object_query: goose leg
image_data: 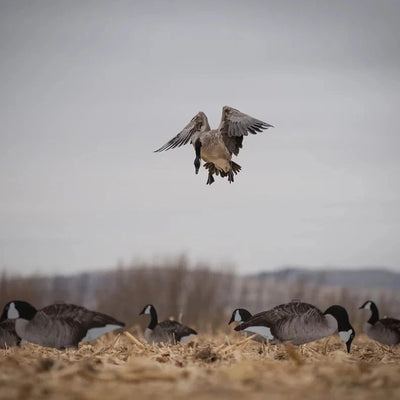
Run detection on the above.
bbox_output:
[228,170,234,183]
[206,172,215,185]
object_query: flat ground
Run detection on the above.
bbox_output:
[1,332,399,400]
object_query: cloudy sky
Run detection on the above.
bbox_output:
[1,0,399,275]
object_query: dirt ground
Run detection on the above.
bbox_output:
[1,331,399,400]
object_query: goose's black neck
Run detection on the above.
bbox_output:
[194,139,202,174]
[148,306,158,330]
[0,301,37,322]
[324,305,353,331]
[239,309,252,322]
[368,302,379,325]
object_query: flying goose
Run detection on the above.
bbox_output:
[0,300,125,349]
[234,302,355,352]
[139,304,197,344]
[0,319,20,349]
[155,106,273,185]
[359,300,400,345]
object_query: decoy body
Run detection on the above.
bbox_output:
[0,319,20,349]
[234,302,355,352]
[140,304,197,344]
[155,106,273,185]
[359,300,400,345]
[0,301,125,349]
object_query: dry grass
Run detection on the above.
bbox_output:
[1,332,399,400]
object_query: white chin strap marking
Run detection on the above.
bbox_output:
[339,329,353,343]
[8,303,20,319]
[234,310,242,322]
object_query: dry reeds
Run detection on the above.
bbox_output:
[1,333,400,400]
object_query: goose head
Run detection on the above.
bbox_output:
[228,308,252,325]
[359,300,380,325]
[139,304,154,315]
[0,301,37,322]
[324,305,355,353]
[359,300,375,310]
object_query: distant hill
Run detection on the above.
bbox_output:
[2,265,400,327]
[254,267,400,290]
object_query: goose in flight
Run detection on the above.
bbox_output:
[155,106,273,185]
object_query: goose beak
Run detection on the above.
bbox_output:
[346,339,352,353]
[346,331,355,353]
[228,315,234,325]
[194,158,200,174]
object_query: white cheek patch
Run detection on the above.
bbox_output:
[339,329,353,343]
[179,334,196,343]
[81,324,122,342]
[144,306,152,315]
[363,302,371,310]
[244,326,274,340]
[8,303,20,319]
[234,310,242,322]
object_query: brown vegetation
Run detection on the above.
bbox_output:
[1,332,399,400]
[1,260,400,399]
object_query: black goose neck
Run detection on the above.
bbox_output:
[148,306,158,330]
[240,309,252,322]
[18,301,37,320]
[324,305,352,331]
[368,302,379,325]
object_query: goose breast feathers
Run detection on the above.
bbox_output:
[0,320,20,348]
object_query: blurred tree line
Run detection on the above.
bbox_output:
[1,257,399,333]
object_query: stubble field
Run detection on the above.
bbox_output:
[1,331,399,400]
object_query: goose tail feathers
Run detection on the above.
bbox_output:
[203,162,242,177]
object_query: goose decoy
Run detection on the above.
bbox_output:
[0,300,125,349]
[229,308,266,342]
[228,308,252,325]
[359,300,400,345]
[155,106,273,185]
[234,302,355,352]
[139,304,197,344]
[0,319,20,349]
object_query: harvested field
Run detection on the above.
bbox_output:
[1,332,399,400]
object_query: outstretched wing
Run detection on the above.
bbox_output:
[154,111,209,152]
[219,106,273,155]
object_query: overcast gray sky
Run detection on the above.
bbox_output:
[1,0,399,275]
